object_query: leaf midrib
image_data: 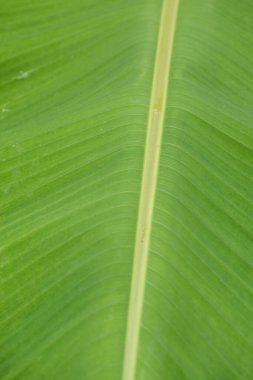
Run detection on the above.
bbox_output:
[122,1,180,379]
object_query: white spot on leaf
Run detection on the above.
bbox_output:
[1,103,10,113]
[16,68,35,80]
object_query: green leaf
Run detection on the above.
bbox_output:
[1,0,253,379]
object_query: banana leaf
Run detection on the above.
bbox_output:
[1,0,253,379]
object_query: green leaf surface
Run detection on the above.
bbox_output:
[1,0,253,379]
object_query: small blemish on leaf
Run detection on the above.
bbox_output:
[1,104,10,113]
[16,69,35,80]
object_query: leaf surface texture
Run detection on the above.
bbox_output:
[0,1,253,379]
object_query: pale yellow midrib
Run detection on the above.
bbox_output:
[122,1,179,380]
